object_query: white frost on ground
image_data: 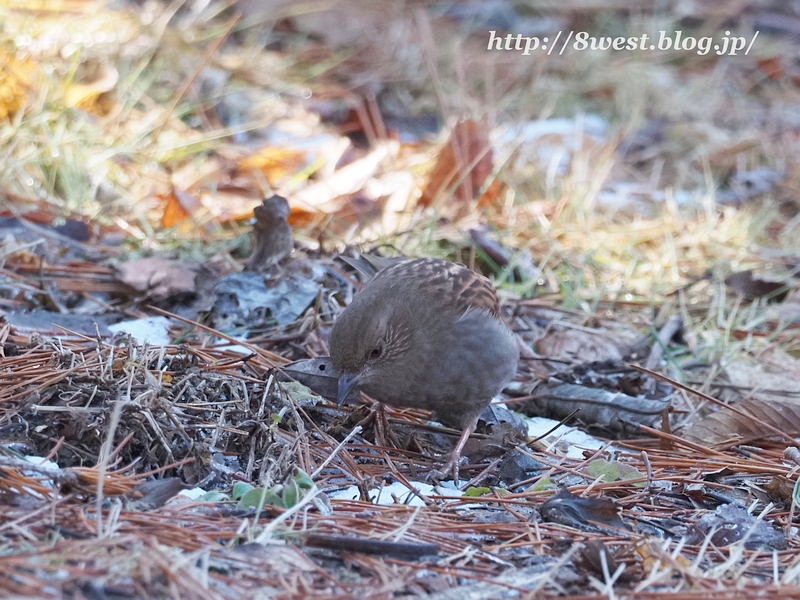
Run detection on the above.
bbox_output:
[325,412,606,504]
[108,316,171,345]
[179,487,209,500]
[328,480,464,506]
[523,415,605,459]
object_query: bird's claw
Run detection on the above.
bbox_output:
[426,457,464,487]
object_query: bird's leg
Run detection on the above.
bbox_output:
[428,425,472,486]
[374,402,387,448]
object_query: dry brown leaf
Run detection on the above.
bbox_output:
[686,503,787,550]
[576,540,623,580]
[115,257,203,301]
[683,397,800,447]
[418,119,493,209]
[540,489,627,532]
[683,353,800,446]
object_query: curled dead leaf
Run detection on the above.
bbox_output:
[540,488,627,533]
[418,119,492,210]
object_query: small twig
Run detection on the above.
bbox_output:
[95,391,127,538]
[526,408,581,447]
[645,315,683,370]
[303,532,439,559]
[640,450,653,492]
[311,425,363,479]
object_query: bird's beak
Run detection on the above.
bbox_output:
[337,372,361,406]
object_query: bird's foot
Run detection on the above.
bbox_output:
[426,456,464,487]
[424,425,473,487]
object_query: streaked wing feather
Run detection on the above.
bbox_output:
[338,254,405,279]
[371,257,500,316]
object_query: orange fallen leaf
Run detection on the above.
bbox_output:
[160,190,196,229]
[238,146,307,186]
[476,178,504,209]
[287,205,322,228]
[418,119,493,209]
[0,48,36,120]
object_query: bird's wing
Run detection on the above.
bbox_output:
[374,258,501,317]
[337,253,405,279]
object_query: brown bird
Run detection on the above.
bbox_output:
[330,257,519,482]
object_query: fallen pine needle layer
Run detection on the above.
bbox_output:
[0,331,799,598]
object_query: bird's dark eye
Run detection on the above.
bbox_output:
[369,345,383,359]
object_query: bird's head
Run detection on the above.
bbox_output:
[329,298,414,405]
